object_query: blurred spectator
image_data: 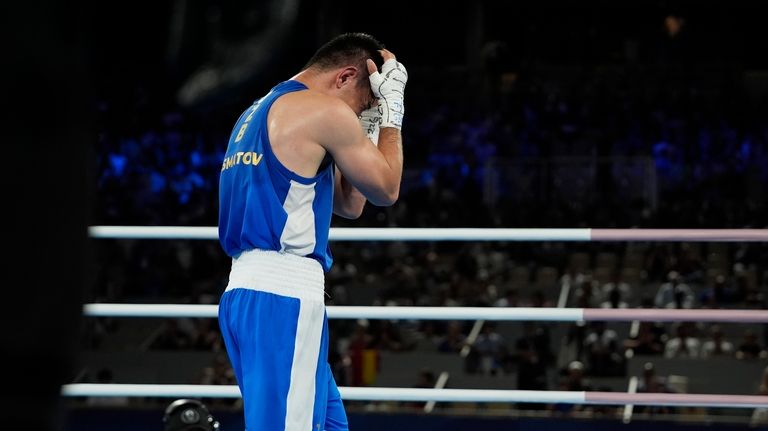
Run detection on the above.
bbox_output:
[413,321,442,351]
[407,368,436,410]
[515,322,551,402]
[369,320,405,352]
[732,264,751,304]
[672,243,704,284]
[437,321,467,353]
[624,322,666,356]
[414,368,436,389]
[664,323,701,359]
[560,265,587,289]
[348,320,379,386]
[565,361,592,391]
[472,322,506,376]
[493,288,519,307]
[699,325,734,358]
[528,289,555,308]
[644,246,673,283]
[563,321,588,366]
[655,271,695,309]
[572,276,602,308]
[193,319,223,352]
[583,321,623,376]
[735,330,766,360]
[700,274,732,307]
[600,271,632,308]
[600,285,629,309]
[636,362,674,415]
[198,366,215,385]
[751,365,768,426]
[549,361,592,415]
[637,362,672,393]
[201,354,239,408]
[210,353,236,385]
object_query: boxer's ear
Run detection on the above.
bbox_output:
[336,66,360,89]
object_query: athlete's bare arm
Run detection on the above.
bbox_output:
[331,49,405,216]
[333,167,367,219]
[316,99,402,206]
[333,124,403,218]
[268,91,401,208]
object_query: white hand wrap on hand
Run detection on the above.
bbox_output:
[359,105,381,144]
[368,58,408,129]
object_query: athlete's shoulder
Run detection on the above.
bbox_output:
[287,89,353,114]
[277,90,358,130]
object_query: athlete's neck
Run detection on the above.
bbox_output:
[290,69,335,95]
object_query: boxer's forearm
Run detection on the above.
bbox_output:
[333,170,367,219]
[375,127,403,204]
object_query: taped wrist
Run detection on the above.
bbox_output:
[359,106,381,144]
[369,59,408,129]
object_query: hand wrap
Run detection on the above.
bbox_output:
[359,105,381,144]
[368,58,408,129]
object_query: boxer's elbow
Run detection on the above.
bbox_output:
[370,184,399,207]
[334,193,366,219]
[336,201,365,219]
[384,186,400,206]
[335,207,364,219]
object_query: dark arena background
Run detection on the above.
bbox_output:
[5,0,768,430]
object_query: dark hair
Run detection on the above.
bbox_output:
[303,33,385,82]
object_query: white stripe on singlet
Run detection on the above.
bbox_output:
[280,179,318,257]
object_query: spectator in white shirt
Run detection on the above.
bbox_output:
[655,271,694,309]
[699,325,734,358]
[664,323,701,359]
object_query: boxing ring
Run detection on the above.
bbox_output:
[65,226,768,411]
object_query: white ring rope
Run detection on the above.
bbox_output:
[83,304,768,323]
[81,226,768,412]
[61,384,768,408]
[88,226,768,242]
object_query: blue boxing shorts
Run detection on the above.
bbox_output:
[218,249,348,431]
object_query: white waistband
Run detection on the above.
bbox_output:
[226,249,325,302]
